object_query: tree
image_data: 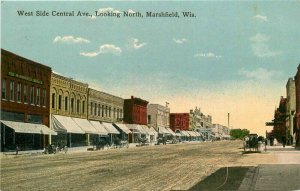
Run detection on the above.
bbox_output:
[230,128,250,139]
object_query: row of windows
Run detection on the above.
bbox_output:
[2,79,46,107]
[90,101,123,119]
[51,93,86,114]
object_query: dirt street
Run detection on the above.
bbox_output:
[0,141,264,191]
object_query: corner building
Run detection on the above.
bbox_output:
[1,49,54,151]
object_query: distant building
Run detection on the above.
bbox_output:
[123,96,148,125]
[1,49,53,150]
[273,96,287,143]
[169,113,189,131]
[189,107,212,130]
[286,78,296,145]
[212,124,230,140]
[147,103,170,131]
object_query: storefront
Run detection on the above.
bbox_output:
[1,120,56,151]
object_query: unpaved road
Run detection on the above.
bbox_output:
[0,141,272,191]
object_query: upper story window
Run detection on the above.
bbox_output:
[77,99,80,113]
[36,88,40,106]
[24,84,28,103]
[102,105,104,117]
[71,98,74,112]
[10,80,14,101]
[2,79,7,100]
[58,95,62,110]
[17,82,21,102]
[30,86,34,105]
[65,96,68,111]
[42,89,46,107]
[51,93,55,109]
[98,104,101,116]
[94,103,97,116]
[82,100,85,114]
[90,102,93,115]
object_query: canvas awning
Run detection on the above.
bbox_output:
[181,131,191,136]
[0,120,57,135]
[158,126,170,134]
[140,125,154,135]
[166,128,176,136]
[113,123,132,134]
[89,121,109,135]
[102,122,120,134]
[125,124,146,134]
[52,115,85,134]
[176,132,182,137]
[72,117,98,134]
[149,127,158,134]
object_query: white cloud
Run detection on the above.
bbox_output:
[194,52,222,59]
[249,33,282,57]
[80,44,122,57]
[238,67,282,81]
[253,14,268,22]
[130,38,147,49]
[173,38,188,44]
[53,36,90,44]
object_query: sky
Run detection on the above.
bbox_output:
[2,1,300,136]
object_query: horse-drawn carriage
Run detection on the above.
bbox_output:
[243,134,259,151]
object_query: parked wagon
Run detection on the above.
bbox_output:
[243,134,259,151]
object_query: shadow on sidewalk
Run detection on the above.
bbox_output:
[173,166,253,191]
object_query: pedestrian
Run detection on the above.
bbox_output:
[274,138,278,146]
[281,136,286,148]
[15,145,19,155]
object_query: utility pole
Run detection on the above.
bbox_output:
[228,113,230,129]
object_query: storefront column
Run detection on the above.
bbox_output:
[69,133,72,148]
[86,134,90,146]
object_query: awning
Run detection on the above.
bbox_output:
[89,121,109,135]
[125,124,147,134]
[52,115,85,134]
[181,131,191,136]
[149,127,158,134]
[158,126,170,134]
[0,120,57,135]
[176,132,182,137]
[194,131,201,137]
[113,123,131,134]
[166,128,176,136]
[140,125,154,135]
[102,122,120,134]
[72,117,98,134]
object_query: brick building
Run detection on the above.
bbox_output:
[169,113,189,131]
[123,96,148,125]
[294,64,300,147]
[1,49,54,150]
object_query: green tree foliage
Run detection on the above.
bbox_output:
[230,129,250,139]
